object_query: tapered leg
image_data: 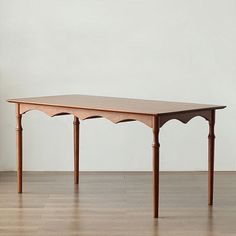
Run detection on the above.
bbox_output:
[153,116,160,218]
[16,104,23,193]
[73,116,80,184]
[208,110,215,205]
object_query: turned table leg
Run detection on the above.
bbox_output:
[208,110,215,205]
[16,104,23,193]
[153,116,160,218]
[73,116,80,184]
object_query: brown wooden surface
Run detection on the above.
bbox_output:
[0,171,235,236]
[73,116,80,184]
[8,94,226,115]
[7,95,226,219]
[18,103,153,127]
[208,110,215,205]
[152,116,160,218]
[16,104,23,193]
[73,117,79,185]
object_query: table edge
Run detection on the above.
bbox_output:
[7,99,226,116]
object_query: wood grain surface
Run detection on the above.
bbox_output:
[7,95,226,219]
[0,171,235,236]
[7,94,226,115]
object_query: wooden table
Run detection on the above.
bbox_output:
[8,95,226,218]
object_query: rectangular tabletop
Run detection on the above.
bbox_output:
[8,94,225,115]
[8,94,226,218]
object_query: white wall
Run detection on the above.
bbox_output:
[0,0,235,171]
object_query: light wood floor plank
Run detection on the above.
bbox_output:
[0,171,236,236]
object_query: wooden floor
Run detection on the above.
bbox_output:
[0,172,236,236]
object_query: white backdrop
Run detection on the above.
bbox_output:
[0,0,235,171]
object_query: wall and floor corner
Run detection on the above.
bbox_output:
[0,0,236,172]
